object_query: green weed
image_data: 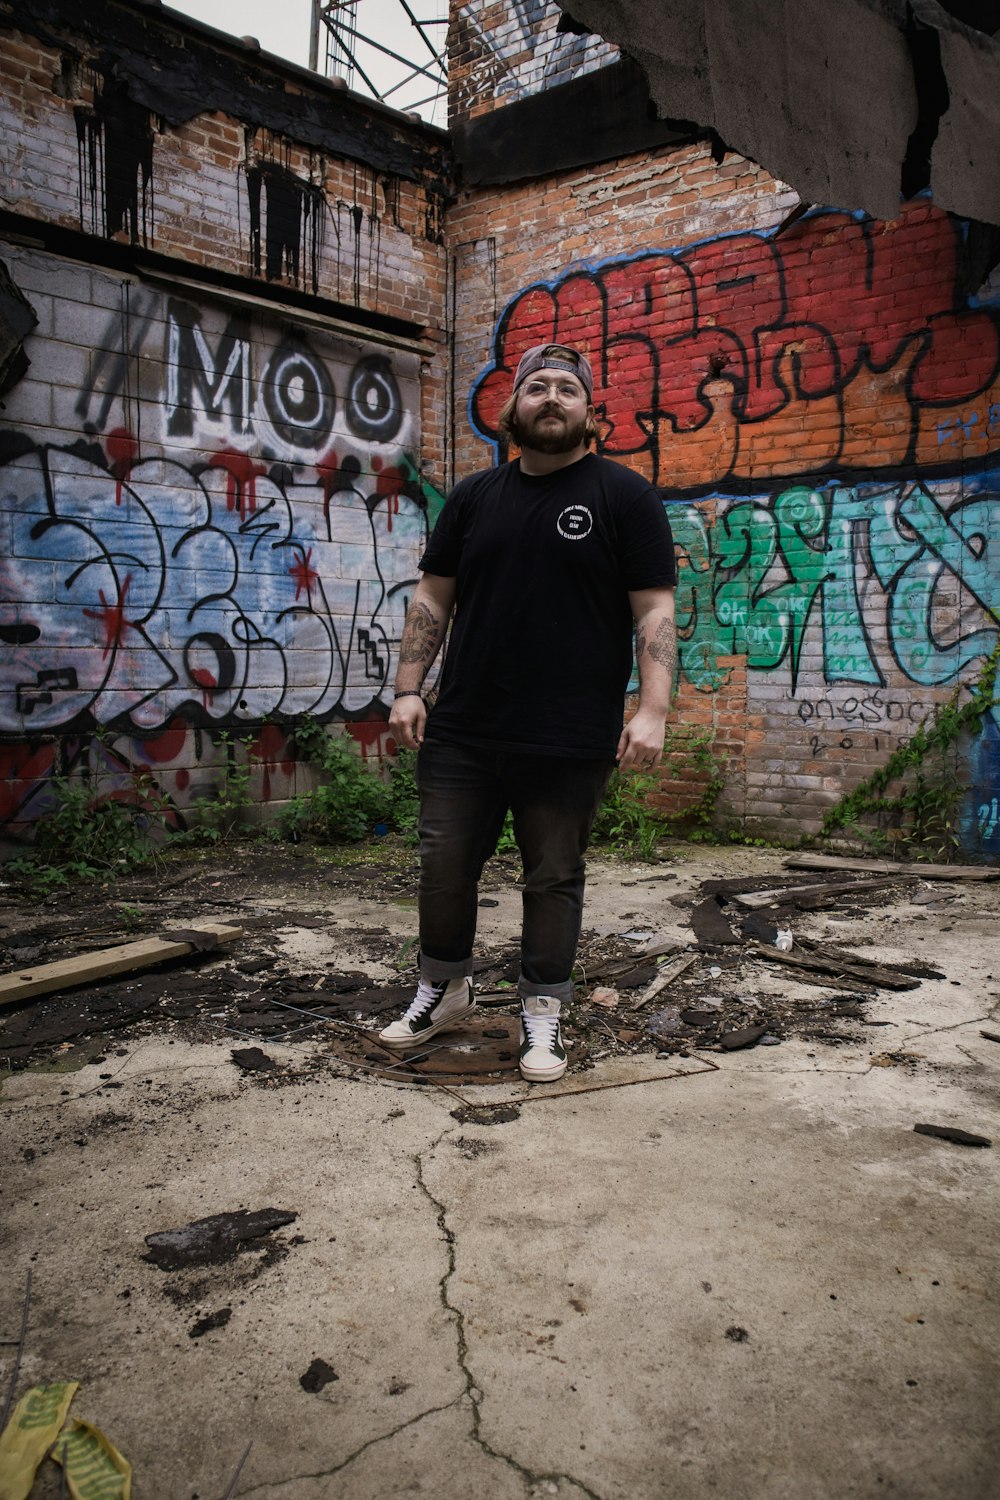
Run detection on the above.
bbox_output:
[592,726,725,858]
[187,731,255,844]
[10,769,169,891]
[280,718,391,843]
[820,640,1000,860]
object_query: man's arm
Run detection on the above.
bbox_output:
[616,587,677,770]
[388,571,457,750]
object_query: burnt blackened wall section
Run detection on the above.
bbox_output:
[0,0,450,840]
[74,71,156,244]
[1,11,449,328]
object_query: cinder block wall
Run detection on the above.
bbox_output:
[447,1,1000,855]
[0,0,450,839]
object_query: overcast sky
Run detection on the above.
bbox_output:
[166,0,449,122]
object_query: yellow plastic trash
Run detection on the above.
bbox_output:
[53,1420,132,1500]
[0,1381,80,1500]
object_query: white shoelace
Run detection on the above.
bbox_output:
[522,1014,560,1048]
[402,981,443,1023]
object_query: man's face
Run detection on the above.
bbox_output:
[513,370,591,453]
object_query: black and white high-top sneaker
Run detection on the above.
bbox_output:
[519,995,568,1082]
[378,977,475,1049]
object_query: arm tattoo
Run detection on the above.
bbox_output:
[399,600,443,666]
[636,616,677,678]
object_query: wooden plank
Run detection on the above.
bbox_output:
[784,853,999,881]
[749,941,921,990]
[731,875,917,910]
[632,953,699,1009]
[0,923,242,1008]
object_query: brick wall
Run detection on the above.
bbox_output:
[0,1,450,840]
[447,135,1000,853]
[449,0,618,123]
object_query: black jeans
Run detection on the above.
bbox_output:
[416,738,613,1005]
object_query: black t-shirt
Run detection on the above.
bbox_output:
[419,453,677,758]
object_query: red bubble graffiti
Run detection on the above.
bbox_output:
[471,201,1000,490]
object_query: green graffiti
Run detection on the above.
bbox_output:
[674,486,828,690]
[669,472,999,694]
[400,453,446,525]
[669,504,725,688]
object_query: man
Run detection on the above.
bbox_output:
[380,343,677,1082]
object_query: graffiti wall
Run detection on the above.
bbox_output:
[0,246,438,833]
[467,198,1000,851]
[450,0,618,120]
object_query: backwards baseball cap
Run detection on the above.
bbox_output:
[512,343,594,401]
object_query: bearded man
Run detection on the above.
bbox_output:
[379,344,677,1082]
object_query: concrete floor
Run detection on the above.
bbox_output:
[1,851,999,1499]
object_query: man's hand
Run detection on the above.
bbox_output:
[616,707,668,770]
[389,693,428,751]
[388,572,456,752]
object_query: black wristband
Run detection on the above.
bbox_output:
[393,689,423,699]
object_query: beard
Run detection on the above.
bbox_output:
[514,406,589,455]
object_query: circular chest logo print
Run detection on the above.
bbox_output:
[557,505,594,541]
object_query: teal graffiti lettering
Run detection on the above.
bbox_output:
[889,485,998,684]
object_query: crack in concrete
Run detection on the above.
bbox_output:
[239,1397,466,1495]
[897,1014,996,1044]
[415,1133,606,1500]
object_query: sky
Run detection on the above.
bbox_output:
[166,0,449,124]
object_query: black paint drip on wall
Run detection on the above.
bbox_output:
[245,163,325,295]
[75,74,155,243]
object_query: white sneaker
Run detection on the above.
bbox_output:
[519,996,568,1082]
[378,977,475,1050]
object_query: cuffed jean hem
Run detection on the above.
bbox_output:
[518,972,575,1006]
[420,951,475,984]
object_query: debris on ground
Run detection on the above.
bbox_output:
[718,1024,768,1051]
[0,1381,80,1497]
[299,1359,339,1393]
[189,1308,233,1338]
[0,1382,133,1500]
[0,922,242,1008]
[0,841,991,1085]
[144,1209,298,1270]
[784,853,999,881]
[230,1046,279,1072]
[53,1417,133,1495]
[913,1123,992,1147]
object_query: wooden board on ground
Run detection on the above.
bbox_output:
[0,923,242,1008]
[750,941,921,990]
[784,853,999,881]
[633,953,699,1009]
[731,875,918,910]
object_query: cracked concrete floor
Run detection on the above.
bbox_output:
[1,847,999,1499]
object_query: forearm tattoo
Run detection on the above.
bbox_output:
[636,615,677,680]
[399,600,443,667]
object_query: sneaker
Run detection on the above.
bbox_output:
[519,995,568,1082]
[378,976,475,1050]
